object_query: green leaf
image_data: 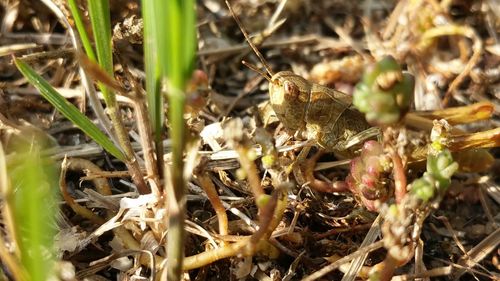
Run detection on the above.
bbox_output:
[14,58,125,161]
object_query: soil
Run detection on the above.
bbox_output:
[0,0,499,280]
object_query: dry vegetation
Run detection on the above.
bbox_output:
[0,0,499,280]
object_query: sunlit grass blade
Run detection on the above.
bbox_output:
[142,0,164,144]
[165,0,196,89]
[87,0,114,105]
[159,0,197,280]
[0,144,28,281]
[14,58,125,161]
[76,0,149,194]
[67,0,96,61]
[10,142,58,281]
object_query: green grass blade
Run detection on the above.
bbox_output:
[67,0,96,61]
[181,0,196,82]
[14,58,125,161]
[142,0,164,141]
[87,0,114,105]
[161,0,197,280]
[84,0,149,193]
[164,0,196,89]
[10,142,58,281]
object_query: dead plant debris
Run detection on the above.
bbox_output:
[0,0,499,280]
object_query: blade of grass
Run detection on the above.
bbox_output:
[10,142,58,281]
[145,1,187,279]
[161,0,197,279]
[0,144,28,281]
[142,0,163,151]
[39,0,116,146]
[86,0,149,194]
[14,58,125,161]
[67,0,97,61]
[87,0,114,104]
[142,0,196,278]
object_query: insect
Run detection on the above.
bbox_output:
[226,2,374,153]
[225,1,499,173]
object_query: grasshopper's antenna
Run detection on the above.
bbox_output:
[225,0,275,77]
[242,60,271,82]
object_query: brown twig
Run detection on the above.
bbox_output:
[195,172,229,238]
[119,59,161,195]
[301,241,385,281]
[183,186,287,270]
[59,158,106,225]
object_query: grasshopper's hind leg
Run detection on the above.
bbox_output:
[294,149,350,193]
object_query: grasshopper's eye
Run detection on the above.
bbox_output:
[283,80,298,97]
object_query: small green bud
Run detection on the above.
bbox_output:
[354,56,414,126]
[411,176,435,202]
[362,56,401,87]
[388,204,399,218]
[256,194,271,209]
[247,149,258,161]
[440,162,459,179]
[427,149,457,181]
[236,168,246,180]
[261,154,276,169]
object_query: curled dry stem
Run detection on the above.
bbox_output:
[417,24,483,106]
[182,186,287,270]
[389,148,407,204]
[195,172,229,239]
[60,158,106,225]
[302,150,349,193]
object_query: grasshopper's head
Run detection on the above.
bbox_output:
[268,71,310,131]
[225,1,308,131]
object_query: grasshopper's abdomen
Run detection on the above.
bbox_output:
[313,108,371,152]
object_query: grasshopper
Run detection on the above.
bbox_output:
[225,1,499,176]
[226,2,376,154]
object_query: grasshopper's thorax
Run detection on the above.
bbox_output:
[268,71,310,131]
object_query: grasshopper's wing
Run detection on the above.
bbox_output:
[305,84,353,126]
[305,84,371,151]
